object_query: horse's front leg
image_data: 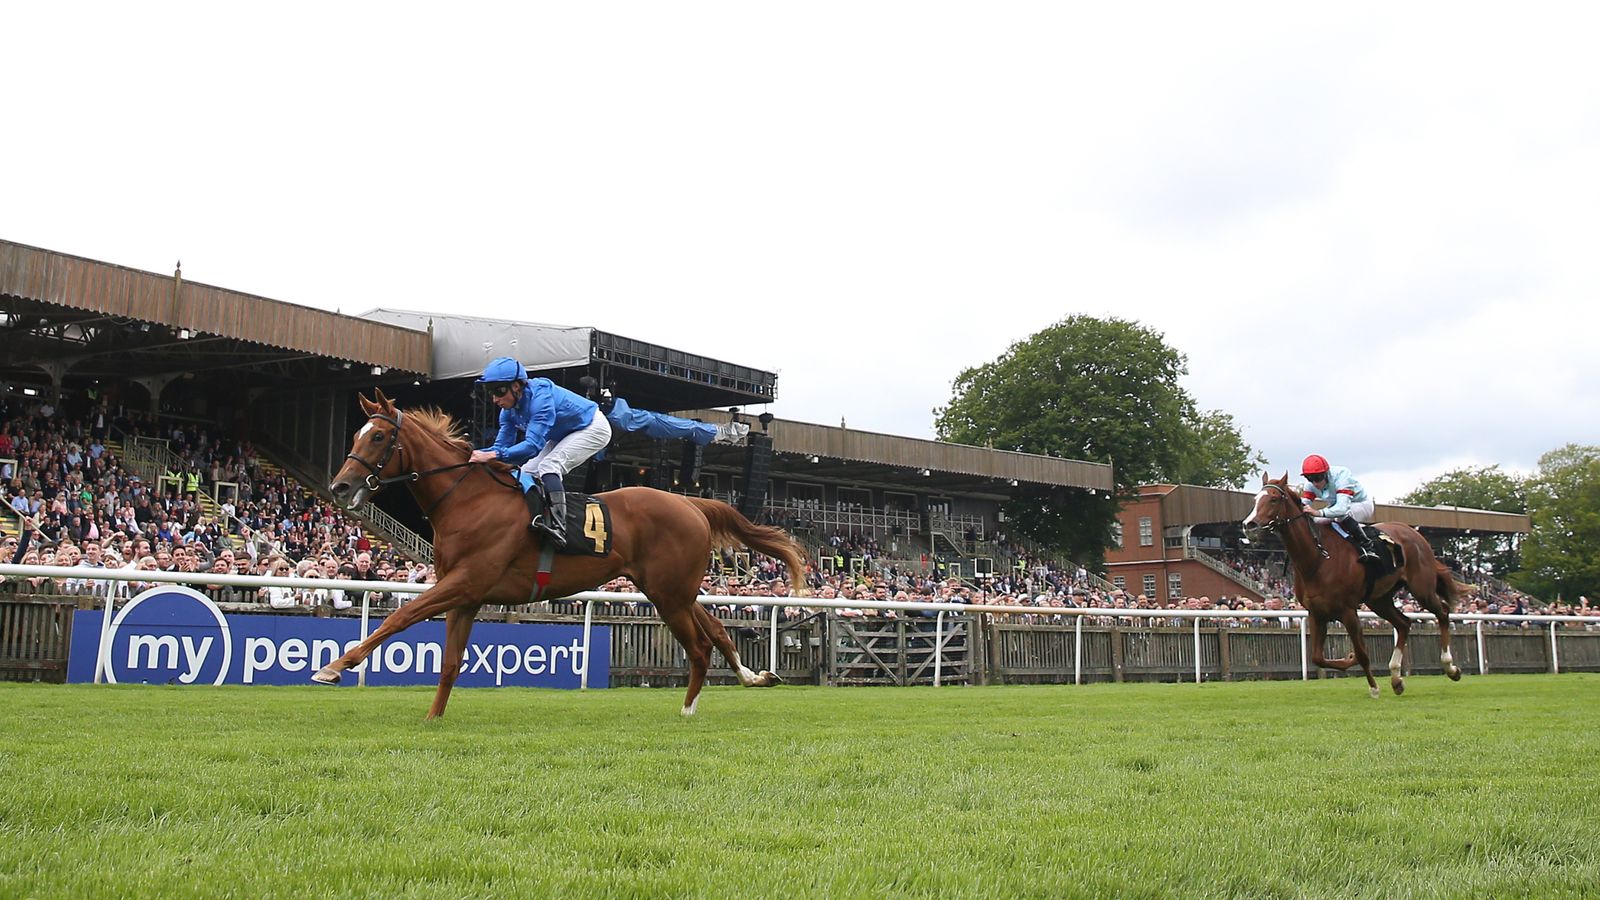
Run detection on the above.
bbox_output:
[1339,608,1379,698]
[313,578,473,684]
[1306,612,1350,671]
[426,605,480,720]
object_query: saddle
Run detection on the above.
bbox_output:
[1341,522,1405,600]
[531,487,614,558]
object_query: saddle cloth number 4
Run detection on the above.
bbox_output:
[582,501,608,554]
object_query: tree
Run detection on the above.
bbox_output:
[1172,409,1267,490]
[1397,465,1526,576]
[1514,444,1600,601]
[934,315,1260,563]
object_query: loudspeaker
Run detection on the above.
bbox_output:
[648,440,673,490]
[679,441,704,486]
[738,433,773,519]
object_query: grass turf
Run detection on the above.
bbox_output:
[2,675,1597,898]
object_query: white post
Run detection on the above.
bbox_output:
[581,600,595,690]
[1550,622,1560,675]
[1074,614,1083,685]
[769,604,780,678]
[94,592,118,684]
[934,610,946,687]
[1193,617,1201,684]
[358,591,371,687]
[1299,616,1308,680]
[1476,620,1486,675]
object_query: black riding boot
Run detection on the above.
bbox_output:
[1341,516,1379,563]
[537,472,569,548]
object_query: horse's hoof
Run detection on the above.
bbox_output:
[1368,686,1381,699]
[1448,667,1462,682]
[759,670,784,686]
[311,668,341,685]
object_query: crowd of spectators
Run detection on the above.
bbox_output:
[2,396,430,609]
[553,544,1598,632]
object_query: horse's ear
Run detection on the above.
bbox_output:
[374,387,395,412]
[1261,471,1268,486]
[1281,471,1290,483]
[358,393,378,415]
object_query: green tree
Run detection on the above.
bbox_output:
[1172,409,1267,490]
[1514,444,1600,601]
[934,315,1260,563]
[1397,465,1526,576]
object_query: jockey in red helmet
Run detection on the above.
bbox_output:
[1300,454,1379,563]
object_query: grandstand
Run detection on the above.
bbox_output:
[0,238,1538,609]
[2,238,1113,587]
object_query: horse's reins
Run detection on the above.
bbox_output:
[1257,482,1329,562]
[345,410,510,520]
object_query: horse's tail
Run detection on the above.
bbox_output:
[688,498,806,593]
[1433,559,1477,607]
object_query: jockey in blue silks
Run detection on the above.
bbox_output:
[467,357,612,547]
[1299,453,1379,563]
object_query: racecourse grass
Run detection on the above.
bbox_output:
[2,676,1598,899]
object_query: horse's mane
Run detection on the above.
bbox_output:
[406,407,472,455]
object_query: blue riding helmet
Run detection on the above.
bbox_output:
[476,356,527,384]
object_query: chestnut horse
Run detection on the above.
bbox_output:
[1243,472,1466,697]
[317,389,805,718]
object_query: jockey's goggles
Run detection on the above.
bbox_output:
[1304,472,1328,483]
[486,383,514,398]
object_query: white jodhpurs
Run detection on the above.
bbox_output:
[1313,497,1375,524]
[519,414,613,480]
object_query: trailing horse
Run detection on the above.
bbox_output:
[319,389,806,718]
[1243,472,1468,697]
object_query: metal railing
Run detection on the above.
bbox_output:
[360,502,434,563]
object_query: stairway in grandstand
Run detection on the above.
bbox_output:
[250,448,433,563]
[1184,546,1274,598]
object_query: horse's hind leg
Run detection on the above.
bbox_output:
[1340,607,1380,698]
[1413,573,1463,681]
[658,602,713,716]
[694,603,781,687]
[1367,592,1410,696]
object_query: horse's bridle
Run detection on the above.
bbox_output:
[345,411,409,493]
[1253,482,1329,559]
[343,410,514,519]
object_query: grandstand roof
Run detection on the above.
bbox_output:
[361,308,777,410]
[1139,483,1531,536]
[0,240,430,385]
[675,409,1116,494]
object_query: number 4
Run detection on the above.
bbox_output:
[583,502,607,553]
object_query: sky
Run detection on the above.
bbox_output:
[5,3,1598,502]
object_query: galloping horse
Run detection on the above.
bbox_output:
[317,388,806,718]
[1243,472,1467,697]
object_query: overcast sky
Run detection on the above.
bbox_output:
[6,4,1598,502]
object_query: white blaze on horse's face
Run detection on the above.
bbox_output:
[1242,488,1269,527]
